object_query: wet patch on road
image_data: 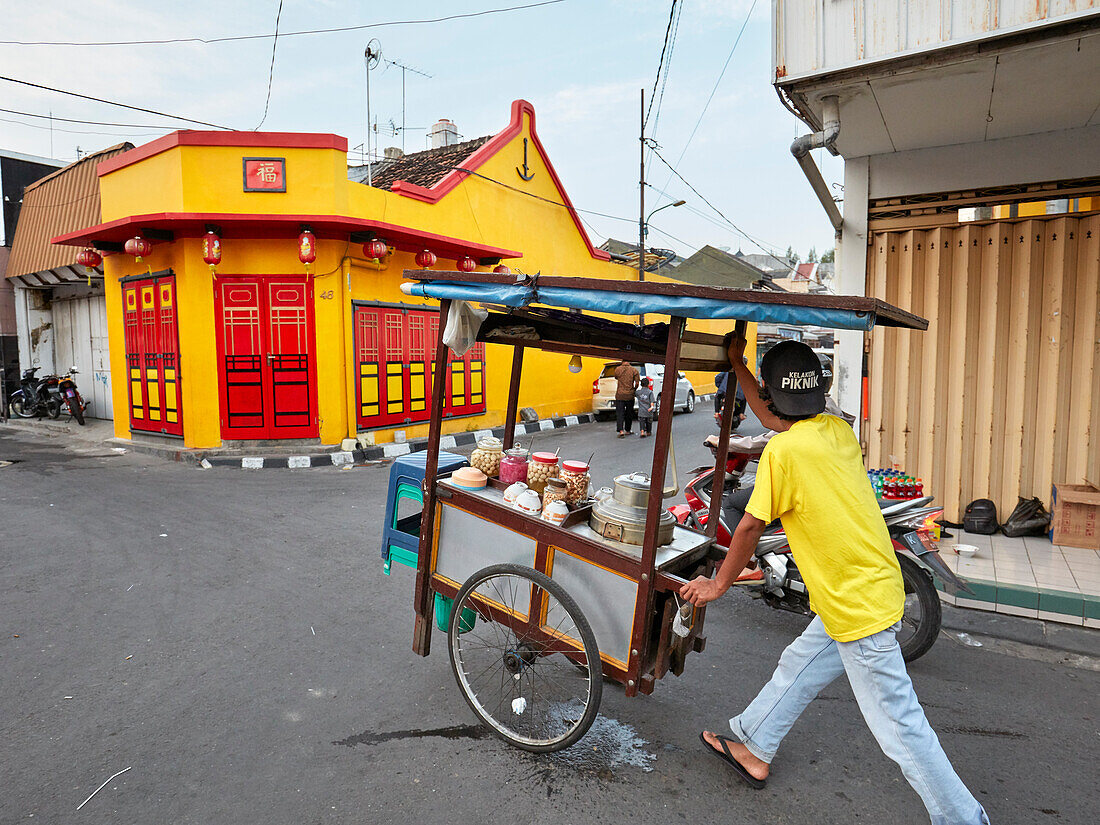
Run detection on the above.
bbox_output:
[531,714,656,779]
[333,723,489,747]
[941,725,1028,739]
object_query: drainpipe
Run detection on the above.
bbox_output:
[790,95,843,233]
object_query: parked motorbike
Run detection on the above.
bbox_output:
[8,366,87,425]
[669,436,972,662]
[52,367,87,425]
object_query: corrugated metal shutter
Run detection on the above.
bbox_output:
[866,214,1100,520]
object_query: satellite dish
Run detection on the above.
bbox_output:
[365,39,382,69]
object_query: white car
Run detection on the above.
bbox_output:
[592,362,696,419]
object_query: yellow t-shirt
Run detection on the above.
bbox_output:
[745,414,903,642]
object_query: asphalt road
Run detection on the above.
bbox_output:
[2,411,1098,825]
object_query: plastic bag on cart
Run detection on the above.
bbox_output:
[443,300,488,357]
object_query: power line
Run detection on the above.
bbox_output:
[643,0,679,131]
[647,0,683,143]
[0,114,165,138]
[0,75,231,129]
[253,0,284,130]
[0,1,567,47]
[656,0,758,200]
[648,146,797,274]
[0,106,178,129]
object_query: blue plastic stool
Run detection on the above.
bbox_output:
[382,450,468,574]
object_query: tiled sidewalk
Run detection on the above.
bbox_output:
[937,530,1100,628]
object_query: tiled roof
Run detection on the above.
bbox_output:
[360,136,492,190]
[5,143,132,280]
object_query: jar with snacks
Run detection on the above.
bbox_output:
[527,451,560,494]
[469,437,503,477]
[560,460,591,504]
[499,446,529,484]
[542,477,568,509]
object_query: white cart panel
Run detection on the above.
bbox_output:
[548,547,638,668]
[434,502,537,615]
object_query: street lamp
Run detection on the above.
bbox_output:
[638,198,686,288]
[644,199,686,240]
[637,198,686,324]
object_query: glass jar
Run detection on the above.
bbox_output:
[542,477,568,509]
[499,446,530,485]
[560,460,591,504]
[526,451,560,494]
[469,436,503,477]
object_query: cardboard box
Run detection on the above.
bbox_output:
[1050,483,1100,550]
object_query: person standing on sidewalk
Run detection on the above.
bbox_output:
[613,360,639,438]
[681,335,989,825]
[635,377,656,438]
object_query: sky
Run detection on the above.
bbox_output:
[0,0,844,263]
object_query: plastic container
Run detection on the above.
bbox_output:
[499,446,529,484]
[542,477,568,508]
[560,460,591,504]
[451,466,487,490]
[469,437,503,477]
[527,451,560,494]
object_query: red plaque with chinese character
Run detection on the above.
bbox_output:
[243,157,286,192]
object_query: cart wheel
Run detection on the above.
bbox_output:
[448,563,602,753]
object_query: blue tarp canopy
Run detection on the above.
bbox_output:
[400,275,926,331]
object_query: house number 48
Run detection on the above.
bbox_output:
[318,290,334,299]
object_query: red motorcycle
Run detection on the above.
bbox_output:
[669,436,971,662]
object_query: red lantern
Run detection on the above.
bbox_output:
[457,256,477,273]
[202,232,222,275]
[124,236,152,262]
[298,230,317,274]
[493,264,511,275]
[362,239,388,260]
[415,249,437,269]
[76,247,102,286]
[76,247,102,269]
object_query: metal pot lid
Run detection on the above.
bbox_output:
[614,471,652,491]
[591,496,675,530]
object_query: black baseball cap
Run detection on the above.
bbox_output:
[760,341,826,416]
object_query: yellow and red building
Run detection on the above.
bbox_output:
[54,100,740,449]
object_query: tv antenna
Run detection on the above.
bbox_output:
[383,57,432,154]
[363,39,382,184]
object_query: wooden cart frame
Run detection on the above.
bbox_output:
[403,270,926,742]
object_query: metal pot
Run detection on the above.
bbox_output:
[611,472,654,508]
[589,472,675,546]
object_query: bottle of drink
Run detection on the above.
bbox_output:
[885,477,896,499]
[916,478,924,497]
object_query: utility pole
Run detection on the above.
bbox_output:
[638,88,646,324]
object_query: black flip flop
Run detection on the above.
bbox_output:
[699,731,767,789]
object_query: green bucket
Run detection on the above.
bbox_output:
[434,592,477,634]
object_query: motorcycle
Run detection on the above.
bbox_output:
[8,366,87,425]
[669,436,972,662]
[52,367,87,425]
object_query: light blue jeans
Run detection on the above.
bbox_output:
[730,616,990,825]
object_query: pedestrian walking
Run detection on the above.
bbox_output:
[681,334,989,825]
[635,377,655,437]
[613,359,639,438]
[713,369,729,415]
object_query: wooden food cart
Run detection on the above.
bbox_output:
[398,271,926,752]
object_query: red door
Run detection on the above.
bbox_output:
[122,274,183,437]
[215,276,317,439]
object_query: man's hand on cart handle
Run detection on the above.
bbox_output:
[680,512,768,607]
